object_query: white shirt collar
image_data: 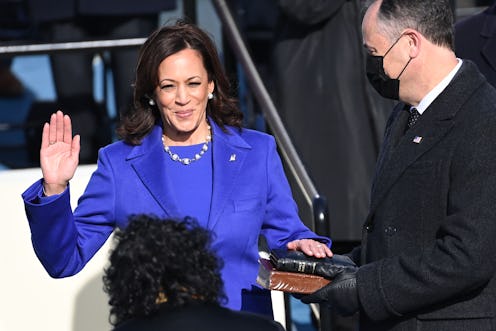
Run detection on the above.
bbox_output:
[414,58,463,114]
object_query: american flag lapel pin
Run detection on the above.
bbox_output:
[413,136,423,144]
[229,154,236,161]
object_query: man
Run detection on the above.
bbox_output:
[301,0,496,330]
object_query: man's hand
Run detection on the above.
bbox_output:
[301,267,359,316]
[314,254,357,279]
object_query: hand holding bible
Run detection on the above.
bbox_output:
[300,266,359,316]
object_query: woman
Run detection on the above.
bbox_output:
[22,20,332,316]
[104,214,284,331]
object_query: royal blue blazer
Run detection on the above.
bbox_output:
[23,120,331,311]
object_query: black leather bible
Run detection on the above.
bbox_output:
[269,248,356,278]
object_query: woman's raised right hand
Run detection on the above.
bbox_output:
[40,111,81,196]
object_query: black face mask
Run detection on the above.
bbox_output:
[366,35,412,100]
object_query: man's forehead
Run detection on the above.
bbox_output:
[362,18,378,47]
[362,1,379,35]
[362,1,388,49]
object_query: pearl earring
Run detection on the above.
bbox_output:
[208,93,214,100]
[148,99,155,106]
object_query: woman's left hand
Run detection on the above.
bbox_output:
[286,239,333,258]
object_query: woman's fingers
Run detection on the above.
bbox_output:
[63,113,73,144]
[55,110,64,142]
[321,245,333,257]
[48,112,57,145]
[44,111,72,147]
[71,134,81,157]
[41,122,50,148]
[286,239,333,258]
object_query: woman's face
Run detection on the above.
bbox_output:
[155,48,214,142]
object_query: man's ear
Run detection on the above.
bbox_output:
[403,29,421,58]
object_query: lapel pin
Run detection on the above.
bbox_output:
[229,154,236,162]
[413,136,423,144]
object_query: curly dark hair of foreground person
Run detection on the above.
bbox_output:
[103,214,227,326]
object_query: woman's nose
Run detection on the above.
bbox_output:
[175,85,189,105]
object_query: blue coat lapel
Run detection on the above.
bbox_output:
[127,125,181,218]
[208,122,251,230]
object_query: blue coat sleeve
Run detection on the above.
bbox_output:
[22,150,116,278]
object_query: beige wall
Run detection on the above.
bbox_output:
[0,165,113,331]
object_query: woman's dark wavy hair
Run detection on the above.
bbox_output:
[103,214,226,326]
[116,19,243,145]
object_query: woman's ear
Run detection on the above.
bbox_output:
[208,80,215,95]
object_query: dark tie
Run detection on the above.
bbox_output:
[407,107,420,129]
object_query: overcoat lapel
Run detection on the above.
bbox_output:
[369,61,485,214]
[371,105,409,191]
[369,116,454,212]
[207,123,251,230]
[128,126,181,217]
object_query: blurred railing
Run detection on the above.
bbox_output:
[0,38,145,56]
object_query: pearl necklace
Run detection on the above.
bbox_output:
[162,125,212,165]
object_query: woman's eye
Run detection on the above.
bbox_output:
[160,84,174,90]
[189,82,201,86]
